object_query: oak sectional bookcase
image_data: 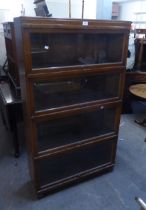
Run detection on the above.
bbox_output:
[14,17,131,197]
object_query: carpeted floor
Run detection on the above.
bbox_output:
[0,114,146,210]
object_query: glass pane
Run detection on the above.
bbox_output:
[30,33,123,68]
[33,73,120,111]
[37,107,116,152]
[38,139,114,186]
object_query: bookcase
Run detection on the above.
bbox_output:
[14,17,131,197]
[134,29,146,70]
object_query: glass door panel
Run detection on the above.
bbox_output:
[33,73,120,111]
[37,139,115,186]
[30,33,124,69]
[36,106,116,152]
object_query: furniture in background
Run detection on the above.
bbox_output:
[134,29,146,70]
[122,29,146,114]
[14,16,130,197]
[3,22,20,97]
[123,71,146,113]
[0,77,23,157]
[0,22,23,157]
[129,83,146,100]
[34,0,52,17]
[129,83,146,126]
[112,2,120,20]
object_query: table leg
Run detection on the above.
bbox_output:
[135,118,146,126]
[12,123,19,157]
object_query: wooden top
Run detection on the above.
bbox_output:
[14,16,131,31]
[129,83,146,99]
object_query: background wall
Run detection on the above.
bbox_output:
[114,0,146,28]
[96,0,112,19]
[46,0,96,19]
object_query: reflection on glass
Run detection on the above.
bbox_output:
[30,33,123,68]
[33,73,120,111]
[38,139,114,186]
[37,107,115,151]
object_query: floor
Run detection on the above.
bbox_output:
[0,114,146,210]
